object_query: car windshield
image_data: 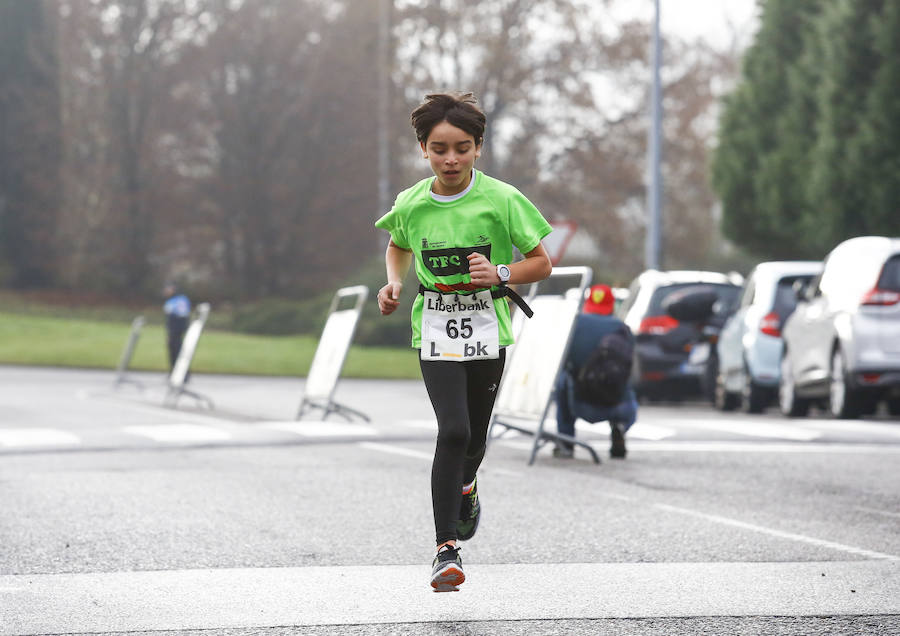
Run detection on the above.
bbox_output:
[647,283,740,317]
[877,254,900,291]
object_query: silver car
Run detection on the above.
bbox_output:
[716,261,823,412]
[779,236,900,418]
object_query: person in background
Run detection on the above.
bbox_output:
[162,282,191,372]
[554,284,638,459]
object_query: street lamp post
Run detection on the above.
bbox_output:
[645,0,663,270]
[376,0,391,246]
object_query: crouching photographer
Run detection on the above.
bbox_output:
[554,284,638,459]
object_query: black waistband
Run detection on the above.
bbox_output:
[418,284,533,318]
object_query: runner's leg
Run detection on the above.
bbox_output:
[419,357,470,545]
[462,349,506,483]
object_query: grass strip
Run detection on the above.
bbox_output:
[0,312,420,379]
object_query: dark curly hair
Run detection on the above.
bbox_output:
[410,92,486,146]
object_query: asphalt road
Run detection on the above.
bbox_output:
[1,365,899,635]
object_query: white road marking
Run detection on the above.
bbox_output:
[627,441,900,453]
[123,424,232,443]
[601,492,634,502]
[359,442,522,477]
[854,506,900,519]
[399,419,438,429]
[622,422,676,440]
[0,428,80,447]
[359,441,433,461]
[661,418,821,441]
[654,503,900,561]
[796,418,900,438]
[262,421,377,437]
[80,390,235,425]
[2,561,897,633]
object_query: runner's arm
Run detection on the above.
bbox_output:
[468,243,552,287]
[378,239,413,316]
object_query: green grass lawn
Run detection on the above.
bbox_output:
[0,312,421,379]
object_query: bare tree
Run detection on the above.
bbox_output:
[56,0,205,293]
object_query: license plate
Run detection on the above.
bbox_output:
[688,342,710,365]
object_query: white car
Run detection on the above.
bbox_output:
[715,261,823,412]
[779,236,900,418]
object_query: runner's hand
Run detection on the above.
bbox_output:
[468,252,501,287]
[378,282,402,315]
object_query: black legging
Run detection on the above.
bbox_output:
[419,349,506,545]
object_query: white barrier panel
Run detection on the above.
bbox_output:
[165,303,213,409]
[297,286,369,422]
[113,315,145,390]
[489,267,594,464]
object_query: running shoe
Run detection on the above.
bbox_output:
[430,544,464,591]
[610,422,627,458]
[456,478,481,541]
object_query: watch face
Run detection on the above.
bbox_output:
[498,265,511,281]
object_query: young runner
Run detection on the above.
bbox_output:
[375,92,553,591]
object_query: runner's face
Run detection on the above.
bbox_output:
[421,121,481,196]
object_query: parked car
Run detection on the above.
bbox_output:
[715,261,823,413]
[779,236,900,418]
[617,270,743,401]
[661,284,736,403]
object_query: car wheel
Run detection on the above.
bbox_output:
[779,352,809,417]
[742,364,768,414]
[714,370,740,411]
[829,349,861,419]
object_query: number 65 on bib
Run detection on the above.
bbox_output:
[420,290,500,361]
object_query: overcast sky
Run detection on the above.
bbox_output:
[633,0,761,48]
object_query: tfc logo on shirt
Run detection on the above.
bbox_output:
[421,245,491,276]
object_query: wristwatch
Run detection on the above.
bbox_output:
[496,264,511,283]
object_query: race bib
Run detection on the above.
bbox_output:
[420,290,499,361]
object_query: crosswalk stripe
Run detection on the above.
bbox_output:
[123,424,232,443]
[0,428,80,447]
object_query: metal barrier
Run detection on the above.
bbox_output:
[488,266,596,464]
[113,315,145,390]
[164,302,213,409]
[297,285,369,422]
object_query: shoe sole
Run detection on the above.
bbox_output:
[430,563,465,592]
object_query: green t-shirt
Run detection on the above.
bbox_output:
[375,170,552,348]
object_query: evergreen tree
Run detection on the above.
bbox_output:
[714,0,900,259]
[844,0,900,239]
[0,0,61,286]
[711,0,823,257]
[807,0,885,249]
